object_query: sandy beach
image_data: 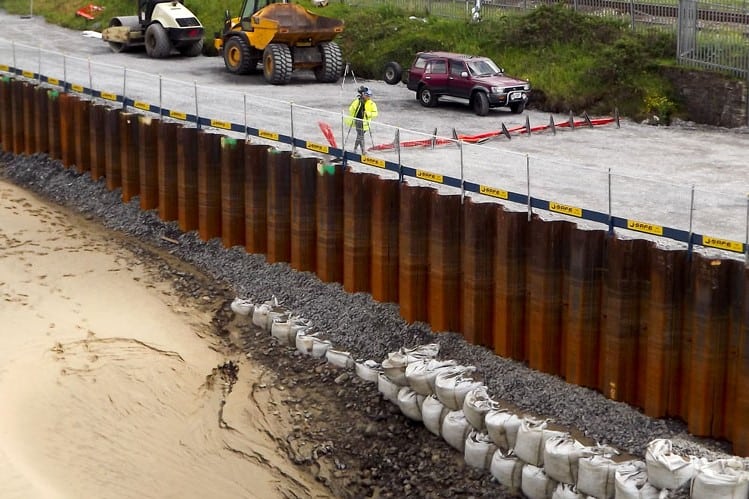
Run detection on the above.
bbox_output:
[0,179,332,499]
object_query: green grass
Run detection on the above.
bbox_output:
[0,0,729,120]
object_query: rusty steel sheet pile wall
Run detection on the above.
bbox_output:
[1,78,748,456]
[138,116,158,211]
[316,161,344,283]
[343,169,374,293]
[73,98,90,174]
[462,199,496,348]
[290,157,318,272]
[563,228,605,389]
[244,144,271,255]
[89,104,106,182]
[176,126,198,233]
[220,137,245,249]
[266,149,292,264]
[428,193,463,335]
[157,120,179,222]
[370,178,400,304]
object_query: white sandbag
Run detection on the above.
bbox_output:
[577,455,621,499]
[544,433,592,485]
[522,464,559,499]
[441,410,472,453]
[271,315,310,346]
[381,351,411,386]
[464,431,497,470]
[421,395,449,437]
[325,349,354,369]
[485,409,523,451]
[270,317,291,344]
[252,302,271,329]
[295,331,331,358]
[354,359,380,383]
[690,458,749,499]
[462,385,499,432]
[553,482,589,499]
[405,359,458,396]
[645,439,695,491]
[434,367,483,411]
[615,460,664,499]
[514,418,568,467]
[396,387,424,422]
[230,297,253,316]
[267,309,287,332]
[381,344,441,386]
[377,372,400,403]
[490,449,524,493]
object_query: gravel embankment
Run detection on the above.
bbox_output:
[2,151,741,469]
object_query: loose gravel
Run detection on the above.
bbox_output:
[2,150,745,497]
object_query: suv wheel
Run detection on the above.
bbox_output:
[471,92,489,116]
[418,86,437,107]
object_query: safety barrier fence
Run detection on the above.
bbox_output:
[1,41,747,259]
[0,76,747,456]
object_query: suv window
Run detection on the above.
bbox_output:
[449,60,465,77]
[426,60,447,75]
[413,56,428,70]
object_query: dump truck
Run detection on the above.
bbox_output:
[215,0,345,85]
[102,0,204,58]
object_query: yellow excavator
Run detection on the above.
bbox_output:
[214,0,345,85]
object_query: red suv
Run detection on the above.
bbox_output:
[384,51,530,116]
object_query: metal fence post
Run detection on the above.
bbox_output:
[459,140,465,203]
[745,194,749,266]
[63,55,67,92]
[88,57,93,98]
[687,185,695,254]
[396,128,403,183]
[122,68,127,110]
[244,94,248,141]
[526,154,531,220]
[290,101,296,154]
[608,168,613,234]
[158,75,163,118]
[194,80,199,129]
[37,48,41,85]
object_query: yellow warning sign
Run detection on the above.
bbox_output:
[416,169,443,184]
[550,201,582,218]
[626,219,663,236]
[702,235,743,253]
[479,185,508,199]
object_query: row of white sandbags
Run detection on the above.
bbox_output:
[362,345,749,499]
[232,297,749,499]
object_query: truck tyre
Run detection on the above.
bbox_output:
[510,101,526,114]
[314,42,343,83]
[223,37,254,74]
[179,38,204,57]
[383,61,402,85]
[145,23,171,58]
[471,92,489,116]
[263,43,293,85]
[418,86,437,107]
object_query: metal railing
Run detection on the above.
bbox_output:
[1,40,747,260]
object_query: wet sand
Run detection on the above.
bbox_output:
[0,179,332,499]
